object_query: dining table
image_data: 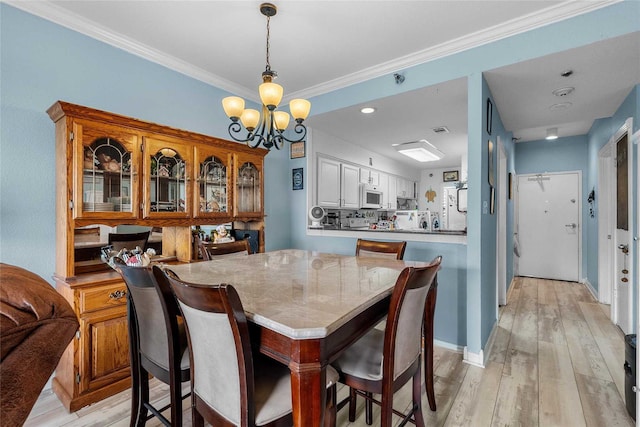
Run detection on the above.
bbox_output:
[167,249,434,427]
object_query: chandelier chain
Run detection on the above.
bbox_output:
[265,15,271,72]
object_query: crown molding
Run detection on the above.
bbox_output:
[285,0,622,101]
[7,0,621,103]
[4,0,259,102]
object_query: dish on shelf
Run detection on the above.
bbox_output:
[83,202,114,212]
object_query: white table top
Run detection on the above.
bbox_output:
[167,249,431,339]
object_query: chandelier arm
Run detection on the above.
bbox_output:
[278,123,307,143]
[271,131,284,150]
[227,122,253,144]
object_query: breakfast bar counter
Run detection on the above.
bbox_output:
[307,227,467,244]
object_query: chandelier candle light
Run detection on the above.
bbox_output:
[222,3,311,151]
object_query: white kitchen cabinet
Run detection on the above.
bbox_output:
[317,157,341,207]
[379,173,397,210]
[397,178,414,198]
[387,174,398,209]
[379,173,389,209]
[359,168,380,186]
[341,164,361,208]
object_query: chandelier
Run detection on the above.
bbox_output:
[222,3,310,151]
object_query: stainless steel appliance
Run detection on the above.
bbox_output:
[360,184,383,209]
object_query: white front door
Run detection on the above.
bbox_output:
[516,172,581,282]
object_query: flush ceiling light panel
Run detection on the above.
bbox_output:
[394,139,444,162]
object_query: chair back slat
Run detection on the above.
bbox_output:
[199,239,252,260]
[355,239,406,260]
[384,257,441,380]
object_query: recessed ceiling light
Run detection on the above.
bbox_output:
[545,127,558,140]
[549,102,573,111]
[393,140,444,162]
[360,107,376,114]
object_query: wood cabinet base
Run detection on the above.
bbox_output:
[52,376,131,413]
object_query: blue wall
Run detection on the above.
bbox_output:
[2,2,640,354]
[0,5,292,278]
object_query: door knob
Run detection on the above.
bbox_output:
[565,223,577,229]
[618,244,629,253]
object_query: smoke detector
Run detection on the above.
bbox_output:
[432,126,450,134]
[552,87,575,97]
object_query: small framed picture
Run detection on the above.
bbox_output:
[290,141,305,159]
[486,98,493,135]
[490,186,495,215]
[292,168,303,190]
[443,170,459,182]
[508,172,513,200]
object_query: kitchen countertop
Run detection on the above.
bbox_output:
[307,226,467,244]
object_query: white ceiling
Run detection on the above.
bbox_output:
[10,0,639,169]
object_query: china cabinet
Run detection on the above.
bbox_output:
[48,101,266,411]
[234,151,264,218]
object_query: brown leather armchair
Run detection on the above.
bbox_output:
[0,263,79,426]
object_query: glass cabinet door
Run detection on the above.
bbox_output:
[143,137,192,219]
[74,120,139,220]
[194,146,231,219]
[234,153,263,218]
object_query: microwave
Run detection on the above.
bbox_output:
[361,184,383,209]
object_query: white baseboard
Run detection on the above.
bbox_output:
[462,315,499,369]
[434,339,463,353]
[580,277,598,301]
[463,347,485,368]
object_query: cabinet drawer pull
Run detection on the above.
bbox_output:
[108,289,127,300]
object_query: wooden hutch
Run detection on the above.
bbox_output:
[48,101,266,411]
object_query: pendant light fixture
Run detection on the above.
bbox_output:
[222,3,310,151]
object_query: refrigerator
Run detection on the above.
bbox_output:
[442,187,467,231]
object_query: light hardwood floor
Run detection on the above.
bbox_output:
[25,277,635,426]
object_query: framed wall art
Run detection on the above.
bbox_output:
[290,141,305,159]
[486,98,493,135]
[488,139,495,186]
[292,168,303,190]
[443,170,459,182]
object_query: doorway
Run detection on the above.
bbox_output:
[599,118,634,334]
[516,171,581,282]
[496,138,507,308]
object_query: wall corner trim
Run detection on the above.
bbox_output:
[463,347,485,368]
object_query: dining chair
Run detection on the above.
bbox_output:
[424,257,441,412]
[113,258,190,427]
[199,238,252,260]
[355,239,407,260]
[153,266,339,427]
[332,257,442,427]
[108,230,151,252]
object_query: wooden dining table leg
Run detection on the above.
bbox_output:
[424,279,438,411]
[290,361,326,427]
